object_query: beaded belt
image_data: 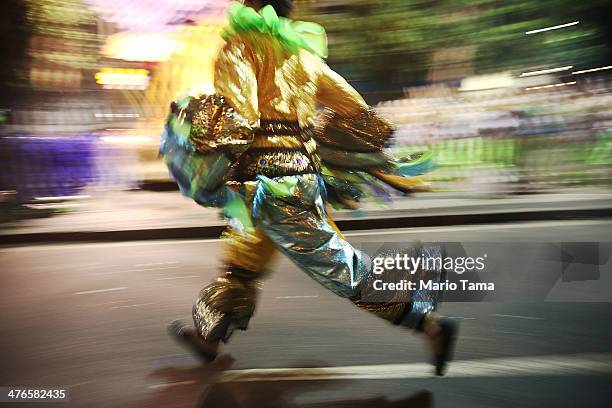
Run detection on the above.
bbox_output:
[230,119,319,181]
[255,119,303,136]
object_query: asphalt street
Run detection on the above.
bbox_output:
[1,219,612,407]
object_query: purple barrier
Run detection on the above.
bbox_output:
[0,134,98,203]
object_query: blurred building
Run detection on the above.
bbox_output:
[0,0,610,203]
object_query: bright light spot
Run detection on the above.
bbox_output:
[95,68,150,90]
[520,66,573,77]
[34,195,91,201]
[95,113,140,118]
[99,136,155,144]
[187,83,216,97]
[525,21,579,35]
[25,203,88,209]
[460,72,515,91]
[102,32,183,62]
[572,65,612,75]
[86,0,229,31]
[525,81,576,91]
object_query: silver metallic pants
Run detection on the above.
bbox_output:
[193,174,434,342]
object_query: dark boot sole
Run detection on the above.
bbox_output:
[435,319,458,376]
[167,320,218,363]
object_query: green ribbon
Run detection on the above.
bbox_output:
[222,2,328,58]
[223,194,254,231]
[259,175,298,197]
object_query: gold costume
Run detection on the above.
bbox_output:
[161,3,443,343]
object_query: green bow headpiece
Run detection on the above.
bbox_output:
[222,2,328,58]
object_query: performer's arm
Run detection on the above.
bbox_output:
[315,63,368,116]
[313,60,394,152]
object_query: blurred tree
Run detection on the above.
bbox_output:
[26,0,103,90]
[0,0,30,106]
[299,0,611,88]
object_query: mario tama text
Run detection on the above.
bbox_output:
[371,252,495,292]
[372,279,494,292]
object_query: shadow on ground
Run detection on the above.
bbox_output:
[137,355,434,408]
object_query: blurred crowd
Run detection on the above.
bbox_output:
[0,0,611,218]
[378,80,612,194]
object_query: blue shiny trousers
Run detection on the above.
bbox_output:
[192,174,435,342]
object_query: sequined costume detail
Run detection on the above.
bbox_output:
[162,4,442,343]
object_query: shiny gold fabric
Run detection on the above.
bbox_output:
[180,94,253,155]
[314,107,395,152]
[213,32,370,181]
[250,135,303,149]
[214,32,367,127]
[221,227,276,274]
[193,224,276,341]
[233,149,317,181]
[351,300,409,324]
[193,276,256,341]
[369,169,430,193]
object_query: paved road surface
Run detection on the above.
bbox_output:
[1,220,611,407]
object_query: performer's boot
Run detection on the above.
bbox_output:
[402,311,459,376]
[169,265,261,363]
[169,225,274,363]
[167,320,220,363]
[351,296,458,376]
[355,242,457,376]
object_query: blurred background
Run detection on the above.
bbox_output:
[1,2,612,407]
[0,0,611,221]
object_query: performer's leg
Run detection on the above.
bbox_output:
[324,212,458,377]
[169,225,276,361]
[193,226,276,342]
[327,209,457,375]
[256,175,457,374]
[324,206,413,324]
[256,175,424,326]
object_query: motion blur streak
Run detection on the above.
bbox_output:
[0,0,611,407]
[525,21,580,35]
[1,0,611,204]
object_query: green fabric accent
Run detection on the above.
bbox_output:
[223,195,254,231]
[222,2,328,58]
[176,95,191,109]
[190,153,232,192]
[389,150,434,168]
[168,115,191,145]
[259,175,298,197]
[316,144,390,169]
